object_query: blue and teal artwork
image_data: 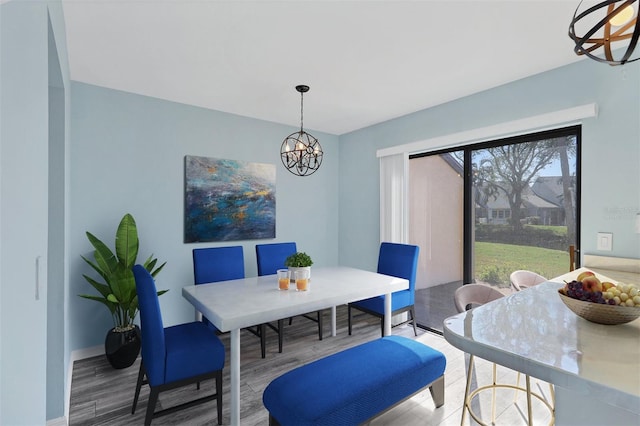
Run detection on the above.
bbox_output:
[184,155,276,242]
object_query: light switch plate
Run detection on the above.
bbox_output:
[597,232,612,251]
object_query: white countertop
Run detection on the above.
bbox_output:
[443,269,640,415]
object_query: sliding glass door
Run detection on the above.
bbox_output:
[409,151,464,332]
[409,126,580,333]
[471,129,579,289]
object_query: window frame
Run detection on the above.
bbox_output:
[409,124,581,284]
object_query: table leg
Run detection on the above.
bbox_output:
[383,292,392,336]
[230,328,240,426]
[331,306,337,336]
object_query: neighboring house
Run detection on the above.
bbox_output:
[475,176,574,226]
[532,175,577,214]
[522,185,565,225]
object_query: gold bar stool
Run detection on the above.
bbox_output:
[455,284,555,426]
[509,270,556,422]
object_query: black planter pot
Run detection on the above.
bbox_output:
[105,325,141,369]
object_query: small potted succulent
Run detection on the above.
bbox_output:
[284,252,313,283]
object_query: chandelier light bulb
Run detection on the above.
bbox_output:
[610,3,635,25]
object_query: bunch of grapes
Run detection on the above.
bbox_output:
[603,283,640,307]
[564,280,608,304]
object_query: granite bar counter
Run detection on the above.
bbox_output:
[444,266,640,426]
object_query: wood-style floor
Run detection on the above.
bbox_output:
[69,305,554,425]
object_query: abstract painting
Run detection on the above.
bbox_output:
[184,155,275,242]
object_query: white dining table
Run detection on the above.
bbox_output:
[443,268,640,426]
[182,265,409,425]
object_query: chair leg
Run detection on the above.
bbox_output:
[347,304,353,335]
[461,354,475,426]
[491,362,497,424]
[216,370,223,425]
[260,323,266,359]
[526,374,533,426]
[317,310,323,340]
[277,319,283,353]
[410,306,418,336]
[429,376,445,408]
[269,413,282,426]
[144,388,159,426]
[132,362,145,414]
[516,373,555,423]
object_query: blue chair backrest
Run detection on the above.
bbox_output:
[193,246,245,284]
[255,242,297,276]
[133,264,166,386]
[377,242,420,304]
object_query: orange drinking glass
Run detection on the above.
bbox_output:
[295,269,310,291]
[277,269,290,290]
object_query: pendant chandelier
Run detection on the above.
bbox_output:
[569,0,639,65]
[280,85,323,176]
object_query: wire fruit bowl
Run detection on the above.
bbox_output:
[558,290,640,325]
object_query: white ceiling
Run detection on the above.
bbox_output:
[61,0,588,135]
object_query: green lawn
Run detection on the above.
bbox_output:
[474,241,569,287]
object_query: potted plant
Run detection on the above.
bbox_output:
[284,251,313,282]
[79,213,167,369]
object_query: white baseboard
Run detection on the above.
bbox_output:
[392,312,408,326]
[46,416,67,426]
[71,344,104,361]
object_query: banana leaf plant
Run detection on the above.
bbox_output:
[79,213,167,331]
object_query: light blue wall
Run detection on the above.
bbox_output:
[338,59,640,271]
[69,83,340,350]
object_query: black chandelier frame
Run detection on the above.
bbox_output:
[569,0,639,65]
[280,85,323,177]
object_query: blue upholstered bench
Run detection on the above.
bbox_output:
[263,335,446,425]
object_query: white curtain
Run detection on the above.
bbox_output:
[379,153,408,244]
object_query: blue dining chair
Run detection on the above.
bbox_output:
[131,265,224,426]
[348,242,419,336]
[256,242,297,276]
[193,246,273,358]
[255,242,323,342]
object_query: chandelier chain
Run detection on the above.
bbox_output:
[300,90,304,132]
